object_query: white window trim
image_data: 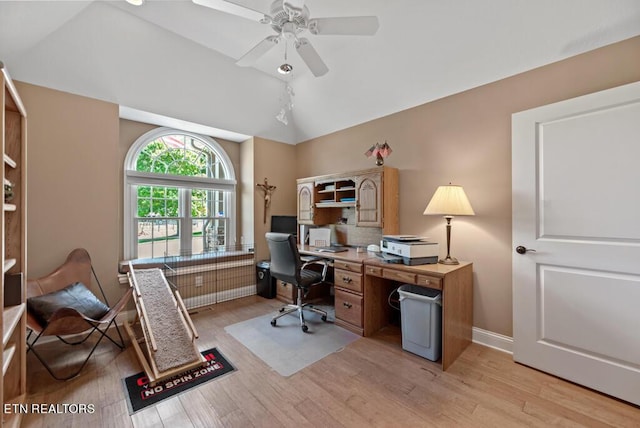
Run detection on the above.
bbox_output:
[126,170,236,190]
[124,127,237,259]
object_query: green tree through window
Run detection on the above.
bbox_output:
[125,129,236,259]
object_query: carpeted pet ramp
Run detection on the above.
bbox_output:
[124,264,206,385]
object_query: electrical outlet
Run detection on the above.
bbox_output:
[195,275,203,287]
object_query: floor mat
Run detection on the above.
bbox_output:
[123,347,235,413]
[224,306,360,377]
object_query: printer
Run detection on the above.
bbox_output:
[380,235,439,265]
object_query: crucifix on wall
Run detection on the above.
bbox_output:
[256,178,277,224]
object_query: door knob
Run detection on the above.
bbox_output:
[516,246,536,254]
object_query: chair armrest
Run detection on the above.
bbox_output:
[302,258,329,282]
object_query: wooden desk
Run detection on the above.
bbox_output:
[299,245,473,371]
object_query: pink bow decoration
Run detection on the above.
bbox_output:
[365,141,392,158]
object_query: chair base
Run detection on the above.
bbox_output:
[27,321,126,381]
[271,287,328,333]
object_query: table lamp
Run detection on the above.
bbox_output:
[423,184,474,264]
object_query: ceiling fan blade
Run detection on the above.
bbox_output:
[192,0,269,23]
[295,38,329,77]
[236,36,279,66]
[308,16,379,36]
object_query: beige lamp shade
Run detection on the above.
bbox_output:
[423,185,475,216]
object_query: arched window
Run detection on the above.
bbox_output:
[124,128,236,259]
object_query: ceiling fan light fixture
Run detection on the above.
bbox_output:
[281,22,298,40]
[277,63,293,74]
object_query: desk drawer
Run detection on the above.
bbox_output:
[335,289,363,327]
[365,266,382,277]
[334,268,362,293]
[382,268,417,284]
[333,260,363,273]
[416,274,442,290]
[276,280,294,303]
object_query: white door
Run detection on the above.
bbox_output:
[512,81,640,406]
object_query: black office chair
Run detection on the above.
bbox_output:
[266,232,329,332]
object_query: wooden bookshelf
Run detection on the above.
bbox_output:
[1,62,27,428]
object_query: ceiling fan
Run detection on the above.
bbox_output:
[193,0,379,77]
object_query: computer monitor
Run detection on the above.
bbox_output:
[270,215,297,236]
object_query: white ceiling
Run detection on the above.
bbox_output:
[1,0,640,144]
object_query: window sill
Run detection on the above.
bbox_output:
[118,248,255,274]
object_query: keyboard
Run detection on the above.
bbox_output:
[314,246,348,253]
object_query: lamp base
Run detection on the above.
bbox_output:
[438,256,459,265]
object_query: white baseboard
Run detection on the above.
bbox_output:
[472,327,513,354]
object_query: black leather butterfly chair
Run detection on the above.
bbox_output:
[266,232,329,332]
[25,248,132,380]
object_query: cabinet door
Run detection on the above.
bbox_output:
[297,182,314,224]
[355,172,382,227]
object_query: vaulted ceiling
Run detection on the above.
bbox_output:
[2,0,640,144]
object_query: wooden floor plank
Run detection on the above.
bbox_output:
[22,295,640,427]
[130,406,163,428]
[155,398,195,427]
[177,388,226,428]
[292,398,345,428]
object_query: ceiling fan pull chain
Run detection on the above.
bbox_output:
[284,39,288,61]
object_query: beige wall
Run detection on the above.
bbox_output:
[15,85,249,306]
[252,137,298,261]
[16,35,640,337]
[296,36,640,336]
[16,82,124,304]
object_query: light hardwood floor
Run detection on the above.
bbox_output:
[21,295,640,427]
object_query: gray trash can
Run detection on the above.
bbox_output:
[398,284,442,361]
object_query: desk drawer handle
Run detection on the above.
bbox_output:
[342,276,353,283]
[342,302,353,309]
[424,279,430,285]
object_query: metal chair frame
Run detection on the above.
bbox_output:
[26,249,131,380]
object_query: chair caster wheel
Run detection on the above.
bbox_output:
[271,319,277,327]
[301,325,309,333]
[321,315,327,322]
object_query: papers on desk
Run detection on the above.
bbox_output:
[308,228,331,247]
[372,252,403,264]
